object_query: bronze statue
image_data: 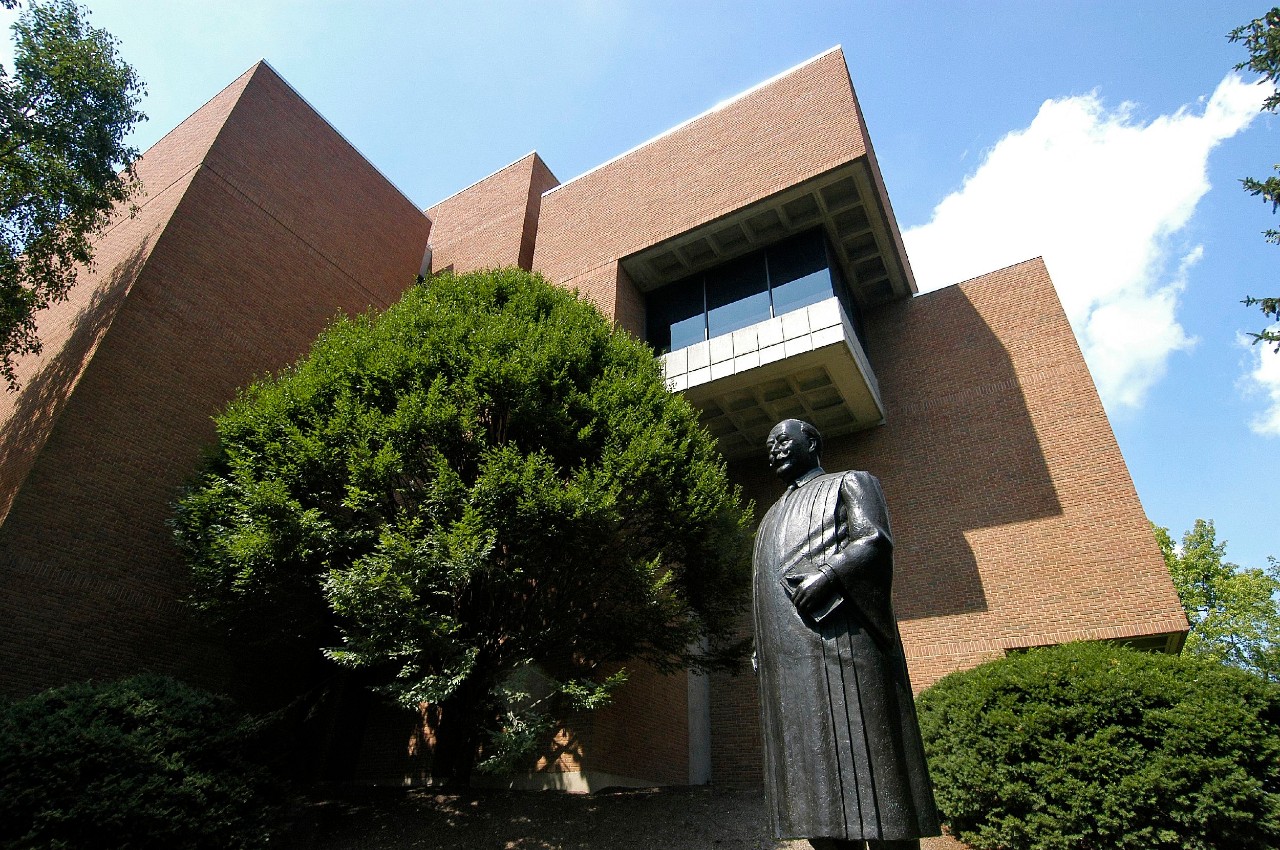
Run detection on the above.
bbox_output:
[753,419,940,850]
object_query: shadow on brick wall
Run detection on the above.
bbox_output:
[848,282,1064,621]
[703,274,1071,785]
[726,281,1065,622]
[0,240,151,529]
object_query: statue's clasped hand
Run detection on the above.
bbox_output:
[791,569,835,617]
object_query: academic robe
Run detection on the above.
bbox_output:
[753,468,940,842]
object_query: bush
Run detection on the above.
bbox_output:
[917,642,1280,850]
[174,267,752,779]
[0,675,286,849]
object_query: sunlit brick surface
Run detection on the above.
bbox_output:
[533,48,902,332]
[427,152,558,273]
[0,63,430,697]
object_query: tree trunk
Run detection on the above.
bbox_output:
[427,677,489,784]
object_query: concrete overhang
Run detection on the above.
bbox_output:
[662,297,883,460]
[620,159,914,310]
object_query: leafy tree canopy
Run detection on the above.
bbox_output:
[1156,519,1280,682]
[173,267,753,778]
[1230,7,1280,349]
[0,0,145,388]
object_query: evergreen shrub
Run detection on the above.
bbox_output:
[174,267,753,778]
[0,675,286,849]
[916,641,1280,850]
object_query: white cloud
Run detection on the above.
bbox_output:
[903,73,1262,410]
[1243,328,1280,436]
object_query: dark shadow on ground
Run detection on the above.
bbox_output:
[283,786,791,850]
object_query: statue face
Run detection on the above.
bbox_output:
[766,419,818,484]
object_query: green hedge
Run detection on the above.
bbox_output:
[0,675,286,849]
[917,642,1280,850]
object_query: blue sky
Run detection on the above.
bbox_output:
[3,1,1276,569]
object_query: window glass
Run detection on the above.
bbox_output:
[707,252,769,339]
[827,253,866,348]
[769,230,832,316]
[669,308,708,351]
[644,228,841,353]
[648,279,704,352]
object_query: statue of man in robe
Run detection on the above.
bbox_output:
[753,418,940,850]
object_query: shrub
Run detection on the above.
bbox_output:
[174,267,752,779]
[917,642,1280,850]
[0,674,286,849]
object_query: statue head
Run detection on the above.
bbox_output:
[766,419,823,485]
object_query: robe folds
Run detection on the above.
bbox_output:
[753,469,940,842]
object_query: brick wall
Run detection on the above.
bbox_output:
[710,259,1188,785]
[493,662,692,788]
[0,62,430,698]
[427,152,559,273]
[0,65,258,529]
[575,663,690,786]
[860,259,1187,679]
[0,49,1188,798]
[532,48,873,304]
[517,49,885,785]
[707,614,763,789]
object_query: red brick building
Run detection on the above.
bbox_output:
[0,49,1186,789]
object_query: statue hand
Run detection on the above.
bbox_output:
[792,570,834,617]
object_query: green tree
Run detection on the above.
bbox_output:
[173,267,753,780]
[1156,519,1280,682]
[0,0,145,388]
[1230,8,1280,350]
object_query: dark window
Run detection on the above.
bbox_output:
[826,249,866,350]
[647,280,704,353]
[645,228,855,353]
[768,230,830,316]
[706,253,769,339]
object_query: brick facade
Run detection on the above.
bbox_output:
[0,48,1185,794]
[709,259,1187,785]
[0,62,430,697]
[534,48,870,291]
[427,152,559,274]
